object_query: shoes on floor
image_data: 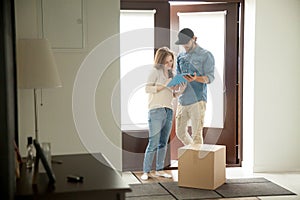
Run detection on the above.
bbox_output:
[155,171,172,178]
[141,173,149,180]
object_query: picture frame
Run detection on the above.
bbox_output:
[14,141,22,179]
[33,139,56,184]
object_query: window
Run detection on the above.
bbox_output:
[120,10,155,130]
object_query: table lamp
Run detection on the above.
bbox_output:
[17,38,62,141]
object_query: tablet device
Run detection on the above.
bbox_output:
[167,73,193,87]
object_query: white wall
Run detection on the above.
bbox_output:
[242,0,256,171]
[15,0,122,170]
[253,0,300,172]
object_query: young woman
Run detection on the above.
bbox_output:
[141,47,175,180]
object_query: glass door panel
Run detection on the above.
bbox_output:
[179,11,225,128]
[120,10,155,130]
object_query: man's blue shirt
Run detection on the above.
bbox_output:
[176,45,215,106]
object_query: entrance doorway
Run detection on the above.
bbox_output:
[120,0,244,171]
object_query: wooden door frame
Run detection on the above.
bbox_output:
[170,2,243,166]
[120,0,244,168]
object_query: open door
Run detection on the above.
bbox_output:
[170,2,242,166]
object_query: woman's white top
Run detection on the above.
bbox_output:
[145,68,173,110]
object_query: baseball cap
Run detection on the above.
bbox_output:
[175,28,194,45]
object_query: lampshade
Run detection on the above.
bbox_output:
[17,38,62,89]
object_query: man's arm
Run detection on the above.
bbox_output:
[184,51,215,84]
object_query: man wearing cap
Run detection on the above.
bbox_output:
[174,28,215,145]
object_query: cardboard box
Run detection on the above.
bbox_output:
[178,144,226,190]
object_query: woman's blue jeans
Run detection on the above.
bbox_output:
[143,107,173,173]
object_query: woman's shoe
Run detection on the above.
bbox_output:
[155,171,172,178]
[141,173,149,180]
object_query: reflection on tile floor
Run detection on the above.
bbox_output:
[132,170,176,184]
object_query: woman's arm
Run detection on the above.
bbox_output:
[172,83,187,97]
[145,70,172,93]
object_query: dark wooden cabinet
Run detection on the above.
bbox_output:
[15,153,131,200]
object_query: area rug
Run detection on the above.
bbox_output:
[126,178,296,200]
[215,178,295,198]
[126,183,174,200]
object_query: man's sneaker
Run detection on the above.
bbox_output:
[141,173,149,180]
[155,171,172,178]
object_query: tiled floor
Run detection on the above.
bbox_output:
[121,167,300,200]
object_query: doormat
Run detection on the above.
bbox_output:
[126,182,174,200]
[126,178,296,200]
